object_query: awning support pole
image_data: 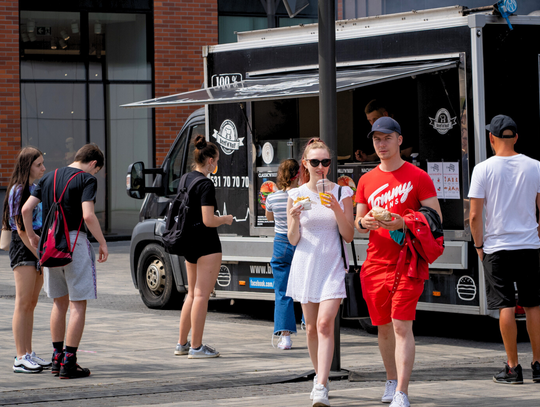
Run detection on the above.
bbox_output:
[318,0,341,374]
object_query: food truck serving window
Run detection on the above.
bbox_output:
[122,61,458,108]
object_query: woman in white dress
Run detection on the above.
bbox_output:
[287,138,354,407]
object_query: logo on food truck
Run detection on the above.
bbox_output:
[429,108,457,135]
[213,119,244,155]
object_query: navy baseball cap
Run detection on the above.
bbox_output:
[367,117,402,138]
[486,115,517,138]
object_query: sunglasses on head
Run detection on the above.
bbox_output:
[307,158,331,167]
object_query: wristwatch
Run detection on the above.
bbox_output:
[358,218,367,230]
[474,244,484,250]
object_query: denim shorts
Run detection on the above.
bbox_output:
[9,229,39,269]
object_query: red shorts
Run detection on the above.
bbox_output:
[360,262,424,326]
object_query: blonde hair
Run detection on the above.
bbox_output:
[300,138,331,184]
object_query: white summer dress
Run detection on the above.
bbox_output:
[286,183,353,303]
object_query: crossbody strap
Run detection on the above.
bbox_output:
[337,186,348,270]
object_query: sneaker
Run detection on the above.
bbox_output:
[277,335,292,350]
[312,383,330,407]
[30,351,52,370]
[532,361,540,383]
[493,363,523,384]
[310,375,330,400]
[389,391,410,407]
[51,349,64,376]
[13,354,43,374]
[382,380,398,403]
[59,353,91,379]
[187,344,220,359]
[174,341,191,356]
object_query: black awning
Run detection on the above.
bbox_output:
[122,61,457,108]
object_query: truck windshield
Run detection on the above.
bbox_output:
[168,123,205,195]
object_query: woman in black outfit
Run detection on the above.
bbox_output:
[174,135,233,359]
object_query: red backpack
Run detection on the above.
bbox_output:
[38,169,84,268]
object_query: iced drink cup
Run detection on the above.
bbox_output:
[316,179,333,206]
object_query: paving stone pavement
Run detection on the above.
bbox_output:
[1,243,539,406]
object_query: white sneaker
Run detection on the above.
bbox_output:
[187,344,220,359]
[312,383,330,406]
[310,375,330,400]
[13,354,43,374]
[277,335,292,350]
[382,379,397,403]
[30,351,52,369]
[389,391,410,407]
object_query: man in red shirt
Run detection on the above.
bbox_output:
[355,117,442,407]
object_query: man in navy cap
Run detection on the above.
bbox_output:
[355,117,442,407]
[469,114,540,385]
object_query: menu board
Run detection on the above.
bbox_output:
[255,168,278,227]
[427,161,460,200]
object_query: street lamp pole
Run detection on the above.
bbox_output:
[318,0,341,373]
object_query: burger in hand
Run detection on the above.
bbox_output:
[370,206,392,221]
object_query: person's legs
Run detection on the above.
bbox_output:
[377,322,397,381]
[51,295,70,343]
[392,319,415,395]
[178,260,197,345]
[13,266,42,358]
[190,252,222,348]
[301,302,319,375]
[315,298,341,387]
[499,307,518,367]
[523,306,540,363]
[65,300,87,348]
[271,236,296,336]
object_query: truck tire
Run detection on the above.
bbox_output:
[137,243,184,309]
[359,318,378,335]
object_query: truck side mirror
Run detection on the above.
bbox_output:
[127,161,146,199]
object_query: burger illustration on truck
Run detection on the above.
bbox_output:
[337,175,357,206]
[258,180,278,210]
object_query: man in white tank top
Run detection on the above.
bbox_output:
[469,115,540,385]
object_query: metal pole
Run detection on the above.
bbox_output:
[267,0,276,28]
[318,0,340,373]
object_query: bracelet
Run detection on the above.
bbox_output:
[358,218,367,230]
[474,244,484,250]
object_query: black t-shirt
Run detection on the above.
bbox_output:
[185,171,217,228]
[33,167,97,232]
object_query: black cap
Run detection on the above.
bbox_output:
[367,117,402,138]
[486,115,517,138]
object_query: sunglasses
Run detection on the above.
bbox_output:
[307,158,331,167]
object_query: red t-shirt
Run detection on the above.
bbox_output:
[356,162,437,265]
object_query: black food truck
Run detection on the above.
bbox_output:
[125,5,540,322]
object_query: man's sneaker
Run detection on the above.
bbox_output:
[174,341,191,356]
[310,375,330,400]
[51,349,64,376]
[389,391,410,407]
[382,380,398,403]
[59,353,91,379]
[312,383,330,407]
[493,363,523,384]
[30,351,52,370]
[187,344,220,359]
[13,355,43,374]
[532,361,540,383]
[277,335,292,350]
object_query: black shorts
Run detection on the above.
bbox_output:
[183,227,222,264]
[9,230,39,269]
[483,249,540,309]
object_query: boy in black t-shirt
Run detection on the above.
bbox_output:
[22,143,108,379]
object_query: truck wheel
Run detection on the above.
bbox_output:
[137,244,184,309]
[359,318,378,335]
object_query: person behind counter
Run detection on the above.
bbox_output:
[265,159,300,350]
[355,99,413,162]
[175,136,233,359]
[287,138,354,407]
[355,117,442,407]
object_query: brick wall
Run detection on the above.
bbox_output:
[154,0,218,166]
[0,1,20,186]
